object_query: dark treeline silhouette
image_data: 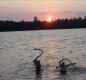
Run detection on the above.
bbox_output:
[0,16,86,32]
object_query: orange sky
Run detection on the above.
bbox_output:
[0,0,86,21]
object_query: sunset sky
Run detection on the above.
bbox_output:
[0,0,86,21]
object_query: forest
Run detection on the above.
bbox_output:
[0,16,86,31]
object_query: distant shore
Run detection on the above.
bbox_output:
[0,16,86,32]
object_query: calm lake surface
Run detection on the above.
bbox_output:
[0,29,86,80]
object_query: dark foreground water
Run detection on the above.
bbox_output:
[0,29,86,80]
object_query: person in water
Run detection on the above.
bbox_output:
[59,61,67,75]
[33,48,43,75]
[58,58,77,75]
[33,59,41,74]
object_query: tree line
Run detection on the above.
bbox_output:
[0,16,86,31]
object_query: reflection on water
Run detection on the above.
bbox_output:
[0,29,86,80]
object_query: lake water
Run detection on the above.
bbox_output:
[0,29,86,80]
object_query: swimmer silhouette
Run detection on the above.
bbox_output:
[33,48,43,74]
[58,58,77,75]
[59,61,67,75]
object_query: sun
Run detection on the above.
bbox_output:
[47,17,52,22]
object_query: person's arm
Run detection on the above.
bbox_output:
[56,59,65,68]
[33,48,43,62]
[59,60,61,66]
[59,59,65,66]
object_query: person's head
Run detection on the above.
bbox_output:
[37,60,40,64]
[62,62,65,66]
[38,60,40,64]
